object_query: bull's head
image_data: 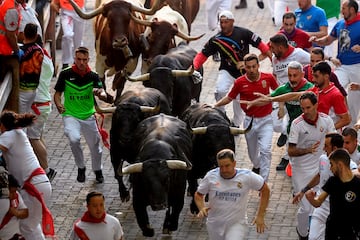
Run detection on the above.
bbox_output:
[121,159,190,211]
[69,0,161,57]
[130,13,204,64]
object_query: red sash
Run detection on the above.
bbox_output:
[23,167,55,237]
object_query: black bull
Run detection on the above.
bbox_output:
[181,103,253,214]
[127,43,203,116]
[121,114,192,237]
[96,88,171,202]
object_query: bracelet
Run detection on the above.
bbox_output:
[301,186,311,193]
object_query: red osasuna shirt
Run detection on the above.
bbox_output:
[309,83,348,115]
[228,72,279,117]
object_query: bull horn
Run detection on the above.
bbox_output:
[176,30,205,42]
[166,160,191,170]
[140,104,160,113]
[130,0,161,15]
[126,73,150,82]
[171,66,194,77]
[229,117,254,135]
[95,105,116,113]
[69,0,103,19]
[130,13,152,27]
[191,126,207,134]
[122,163,143,174]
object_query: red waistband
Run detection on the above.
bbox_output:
[32,101,51,107]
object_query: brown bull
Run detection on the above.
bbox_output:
[146,0,200,34]
[69,0,161,102]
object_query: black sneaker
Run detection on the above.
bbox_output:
[276,158,289,171]
[277,133,288,147]
[77,167,86,183]
[257,0,264,9]
[95,170,104,183]
[46,168,57,182]
[252,167,260,175]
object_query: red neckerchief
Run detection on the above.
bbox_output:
[280,29,296,41]
[73,212,106,240]
[81,211,106,223]
[278,45,295,60]
[0,192,19,230]
[72,64,91,77]
[23,168,55,237]
[345,13,360,26]
[302,112,319,126]
[292,78,308,92]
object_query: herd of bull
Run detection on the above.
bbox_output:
[67,0,253,237]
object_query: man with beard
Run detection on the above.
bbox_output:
[215,53,278,182]
[306,148,360,239]
[253,61,351,130]
[310,0,360,126]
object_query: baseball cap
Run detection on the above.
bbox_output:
[219,10,235,20]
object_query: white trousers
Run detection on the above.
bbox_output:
[273,0,298,27]
[207,222,248,240]
[309,208,328,240]
[20,175,52,240]
[215,70,245,127]
[63,115,103,171]
[292,167,317,237]
[206,0,232,31]
[335,63,360,126]
[244,115,273,181]
[60,9,85,65]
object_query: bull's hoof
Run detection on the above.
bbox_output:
[119,191,130,202]
[162,227,172,235]
[190,201,199,214]
[142,227,155,237]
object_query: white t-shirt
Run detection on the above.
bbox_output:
[0,191,27,240]
[289,113,336,171]
[197,168,264,236]
[70,214,124,240]
[0,129,41,187]
[349,149,360,165]
[272,47,310,85]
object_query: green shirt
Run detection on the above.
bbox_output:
[271,81,314,133]
[54,68,102,120]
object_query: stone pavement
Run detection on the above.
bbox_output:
[47,0,300,239]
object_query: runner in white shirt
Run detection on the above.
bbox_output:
[194,149,270,240]
[70,191,124,240]
[288,92,336,239]
[342,127,360,165]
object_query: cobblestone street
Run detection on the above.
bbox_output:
[47,0,300,239]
